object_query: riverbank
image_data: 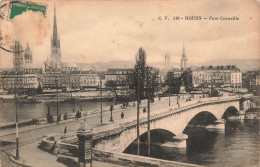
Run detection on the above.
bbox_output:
[0,91,115,103]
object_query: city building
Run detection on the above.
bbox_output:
[243,70,260,95]
[181,44,187,71]
[23,64,43,74]
[0,71,38,92]
[168,68,182,79]
[231,71,242,88]
[42,70,100,90]
[105,68,134,82]
[42,72,67,89]
[80,71,100,88]
[188,65,241,88]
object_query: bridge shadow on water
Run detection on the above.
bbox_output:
[123,111,223,165]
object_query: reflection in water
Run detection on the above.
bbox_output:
[124,120,259,166]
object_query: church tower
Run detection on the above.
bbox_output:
[50,5,61,68]
[165,54,170,73]
[12,41,24,72]
[24,42,33,64]
[181,43,187,71]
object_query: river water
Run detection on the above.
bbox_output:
[125,120,260,166]
[0,101,112,123]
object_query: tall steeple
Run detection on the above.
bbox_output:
[49,5,61,69]
[52,5,58,45]
[181,43,187,71]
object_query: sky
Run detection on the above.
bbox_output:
[0,0,259,68]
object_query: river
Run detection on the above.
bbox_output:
[0,101,112,123]
[124,119,259,166]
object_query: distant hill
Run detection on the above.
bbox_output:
[76,59,259,73]
[76,61,135,71]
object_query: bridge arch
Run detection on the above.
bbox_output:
[185,111,218,127]
[222,106,239,120]
[123,129,175,153]
[119,124,177,153]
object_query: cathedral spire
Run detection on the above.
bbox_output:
[181,42,187,70]
[52,4,58,44]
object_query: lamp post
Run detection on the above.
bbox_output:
[100,80,103,124]
[109,104,114,122]
[55,79,59,123]
[15,71,20,160]
[169,77,171,106]
[147,71,151,157]
[137,67,140,155]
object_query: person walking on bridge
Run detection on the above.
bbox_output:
[143,107,146,113]
[64,126,67,137]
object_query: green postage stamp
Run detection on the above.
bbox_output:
[9,1,47,19]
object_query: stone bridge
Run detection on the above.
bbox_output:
[86,94,252,153]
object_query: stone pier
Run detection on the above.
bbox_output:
[77,130,93,167]
[171,133,188,148]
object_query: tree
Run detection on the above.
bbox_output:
[105,80,119,103]
[181,70,193,92]
[164,73,182,94]
[126,47,161,101]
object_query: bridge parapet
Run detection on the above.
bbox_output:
[90,95,252,142]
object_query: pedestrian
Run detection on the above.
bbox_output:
[75,111,79,120]
[47,104,51,123]
[121,112,124,119]
[58,114,61,121]
[63,112,68,120]
[143,107,146,113]
[50,115,53,123]
[64,126,67,137]
[133,102,136,107]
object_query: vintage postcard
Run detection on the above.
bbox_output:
[0,0,259,167]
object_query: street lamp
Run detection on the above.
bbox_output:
[136,66,140,156]
[55,79,59,123]
[109,104,114,122]
[169,77,171,106]
[15,71,20,160]
[147,71,151,157]
[100,80,103,124]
